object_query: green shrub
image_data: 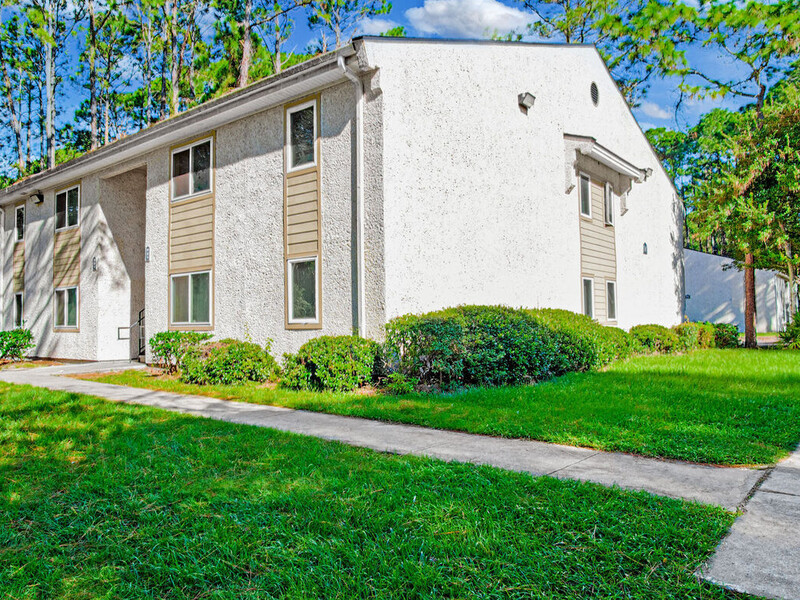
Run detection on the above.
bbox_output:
[385,306,637,387]
[384,314,465,385]
[527,309,637,373]
[149,331,212,373]
[0,328,34,361]
[630,324,680,354]
[779,312,800,350]
[711,323,741,349]
[281,336,381,392]
[181,338,280,385]
[382,372,418,395]
[673,322,719,351]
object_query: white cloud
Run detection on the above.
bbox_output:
[640,101,671,119]
[359,18,401,35]
[406,0,534,39]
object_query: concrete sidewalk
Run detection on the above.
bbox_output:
[702,448,800,600]
[0,361,763,510]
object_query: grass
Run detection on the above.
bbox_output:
[86,349,800,466]
[0,382,744,599]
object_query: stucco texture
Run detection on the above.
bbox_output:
[365,39,684,329]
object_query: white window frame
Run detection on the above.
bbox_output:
[55,184,80,232]
[579,173,592,218]
[14,292,23,328]
[170,136,214,202]
[286,100,317,173]
[604,182,615,226]
[15,205,25,242]
[170,270,213,326]
[54,285,79,329]
[287,256,319,324]
[582,277,594,319]
[606,280,617,321]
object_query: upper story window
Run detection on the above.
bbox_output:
[579,174,591,217]
[604,182,615,226]
[56,185,80,231]
[287,100,316,171]
[15,205,25,241]
[172,137,213,201]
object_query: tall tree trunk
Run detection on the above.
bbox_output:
[744,252,757,348]
[142,10,153,125]
[237,0,252,87]
[45,11,55,169]
[88,0,99,149]
[25,83,31,168]
[0,35,25,173]
[159,4,169,119]
[169,2,181,114]
[273,20,282,74]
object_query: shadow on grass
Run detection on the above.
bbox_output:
[0,384,746,599]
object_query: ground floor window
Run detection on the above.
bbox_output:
[171,271,211,325]
[288,257,318,323]
[606,281,617,321]
[582,277,594,318]
[54,286,78,328]
[14,292,23,328]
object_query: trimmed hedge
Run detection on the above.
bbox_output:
[281,336,381,392]
[630,324,680,354]
[673,322,715,351]
[181,339,280,385]
[384,305,637,387]
[149,331,213,373]
[711,323,740,349]
[0,328,34,361]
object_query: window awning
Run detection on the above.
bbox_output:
[564,133,649,193]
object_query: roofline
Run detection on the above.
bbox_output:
[352,35,595,49]
[0,43,359,203]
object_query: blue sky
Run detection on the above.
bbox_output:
[34,0,757,141]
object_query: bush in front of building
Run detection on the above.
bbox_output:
[181,339,280,385]
[711,323,741,349]
[149,331,213,373]
[384,306,638,388]
[673,322,716,351]
[281,335,382,392]
[629,324,680,354]
[525,308,637,374]
[0,328,34,361]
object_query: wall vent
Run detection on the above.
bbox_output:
[590,82,599,106]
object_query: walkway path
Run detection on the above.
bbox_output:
[0,361,763,510]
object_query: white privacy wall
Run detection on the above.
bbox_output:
[366,39,683,328]
[685,248,790,332]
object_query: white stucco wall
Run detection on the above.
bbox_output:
[144,81,364,361]
[0,159,148,361]
[364,39,683,329]
[685,248,792,332]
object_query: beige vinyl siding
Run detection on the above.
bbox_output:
[169,194,214,273]
[12,242,24,292]
[53,228,81,288]
[580,180,617,323]
[285,168,320,257]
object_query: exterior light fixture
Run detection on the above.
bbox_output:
[92,257,98,272]
[145,246,150,263]
[29,192,43,204]
[518,92,536,110]
[643,242,648,255]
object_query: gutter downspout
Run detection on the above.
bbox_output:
[0,207,5,329]
[339,55,366,337]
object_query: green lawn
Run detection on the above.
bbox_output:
[0,383,743,599]
[87,349,800,466]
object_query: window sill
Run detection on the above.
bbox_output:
[171,191,214,206]
[55,225,80,233]
[286,322,322,331]
[54,326,79,333]
[169,324,214,332]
